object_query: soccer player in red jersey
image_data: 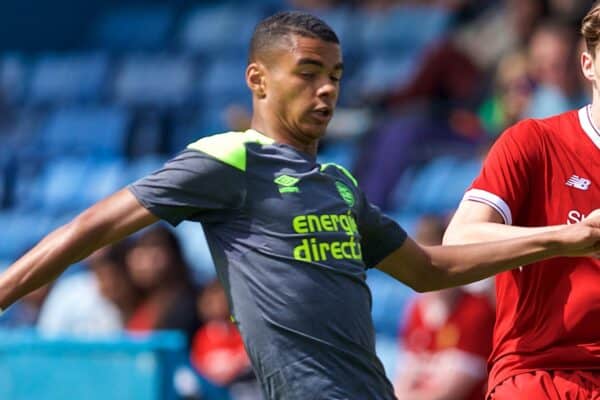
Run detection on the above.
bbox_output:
[444,4,600,398]
[395,287,494,400]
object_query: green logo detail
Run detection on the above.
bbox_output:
[274,175,299,187]
[275,174,300,194]
[336,181,355,207]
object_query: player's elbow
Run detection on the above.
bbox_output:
[405,265,450,293]
[442,222,468,245]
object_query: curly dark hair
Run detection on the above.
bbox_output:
[249,11,339,63]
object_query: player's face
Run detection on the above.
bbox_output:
[264,36,343,141]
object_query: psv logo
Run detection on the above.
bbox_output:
[565,175,591,191]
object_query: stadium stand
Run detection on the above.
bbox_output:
[0,0,587,398]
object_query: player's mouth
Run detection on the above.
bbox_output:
[310,107,333,123]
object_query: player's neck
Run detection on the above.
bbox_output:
[250,115,319,156]
[590,93,600,128]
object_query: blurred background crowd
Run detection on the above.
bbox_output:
[0,0,592,399]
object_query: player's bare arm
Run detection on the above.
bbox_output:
[443,200,568,245]
[377,217,600,292]
[0,189,158,310]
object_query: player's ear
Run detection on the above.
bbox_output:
[246,62,267,99]
[581,51,596,82]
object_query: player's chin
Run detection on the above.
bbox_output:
[300,120,329,139]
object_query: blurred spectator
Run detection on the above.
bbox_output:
[190,280,259,399]
[394,215,495,400]
[381,40,482,112]
[37,248,125,337]
[354,7,487,210]
[126,225,200,348]
[478,51,534,138]
[0,283,50,328]
[454,0,545,70]
[525,19,587,118]
[88,241,141,323]
[547,0,590,26]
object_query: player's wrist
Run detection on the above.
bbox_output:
[552,224,598,258]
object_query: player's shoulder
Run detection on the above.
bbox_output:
[186,129,274,171]
[506,109,578,143]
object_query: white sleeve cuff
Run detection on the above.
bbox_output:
[463,189,513,225]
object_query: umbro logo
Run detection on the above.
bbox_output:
[565,175,591,191]
[274,174,300,194]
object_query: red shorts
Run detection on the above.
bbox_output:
[488,370,600,400]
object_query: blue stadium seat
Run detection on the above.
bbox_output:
[91,6,174,51]
[436,158,481,211]
[359,5,452,55]
[317,140,357,169]
[80,158,127,205]
[0,211,54,260]
[200,57,249,106]
[375,333,400,379]
[114,56,194,108]
[124,155,168,184]
[0,259,10,271]
[389,212,420,237]
[169,110,211,154]
[312,7,359,51]
[402,156,461,213]
[179,5,264,56]
[351,54,420,94]
[368,268,415,338]
[39,107,129,157]
[0,157,7,208]
[400,156,482,214]
[0,54,26,105]
[28,53,109,104]
[173,221,216,285]
[17,156,125,213]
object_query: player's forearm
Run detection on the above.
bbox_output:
[0,218,102,309]
[443,221,564,245]
[422,231,564,290]
[0,189,158,310]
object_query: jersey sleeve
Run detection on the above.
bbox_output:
[128,149,245,226]
[464,119,543,225]
[357,190,408,268]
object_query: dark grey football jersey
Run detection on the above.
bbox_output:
[129,129,407,399]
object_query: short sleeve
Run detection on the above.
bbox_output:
[128,149,245,226]
[358,190,407,268]
[464,119,542,225]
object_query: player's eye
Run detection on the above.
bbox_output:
[299,71,316,80]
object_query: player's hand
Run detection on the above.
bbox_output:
[557,221,600,257]
[584,208,600,226]
[583,209,600,257]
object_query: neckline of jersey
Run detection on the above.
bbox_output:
[578,105,600,151]
[246,129,318,164]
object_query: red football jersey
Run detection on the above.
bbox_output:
[464,106,600,393]
[401,292,495,400]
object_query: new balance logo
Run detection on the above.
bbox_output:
[565,175,591,191]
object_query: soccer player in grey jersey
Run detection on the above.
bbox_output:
[2,11,600,400]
